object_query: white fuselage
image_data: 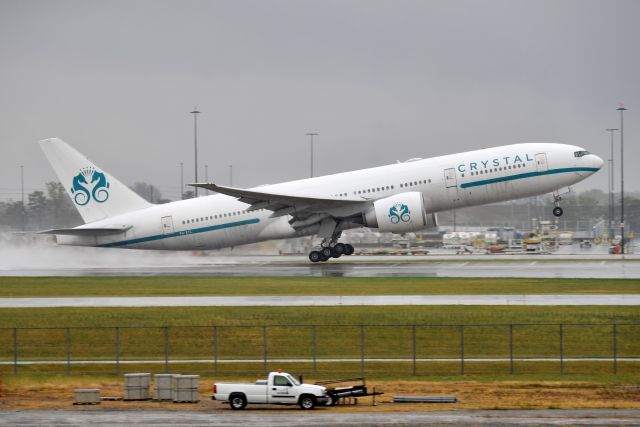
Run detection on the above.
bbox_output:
[58,143,602,250]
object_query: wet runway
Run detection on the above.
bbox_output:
[2,243,640,278]
[2,409,640,426]
[1,294,638,308]
[3,257,640,278]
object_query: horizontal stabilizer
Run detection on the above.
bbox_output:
[39,225,132,236]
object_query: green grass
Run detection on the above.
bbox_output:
[4,361,639,381]
[1,276,639,297]
[0,276,637,379]
[1,307,638,373]
[1,305,639,327]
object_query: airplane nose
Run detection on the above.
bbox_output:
[592,155,604,170]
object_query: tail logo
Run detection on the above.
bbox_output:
[71,167,110,206]
[389,203,411,224]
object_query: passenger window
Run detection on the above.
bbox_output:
[273,375,290,386]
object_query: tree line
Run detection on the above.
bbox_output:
[0,182,171,231]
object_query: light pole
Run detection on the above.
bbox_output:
[179,162,184,200]
[606,128,618,239]
[204,164,209,195]
[20,165,24,232]
[229,164,233,187]
[190,107,201,197]
[616,105,627,255]
[305,133,319,178]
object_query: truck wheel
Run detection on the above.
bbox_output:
[229,393,247,410]
[299,395,316,410]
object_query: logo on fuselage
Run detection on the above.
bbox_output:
[389,203,411,224]
[71,167,110,206]
[457,153,534,173]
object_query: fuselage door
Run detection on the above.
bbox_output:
[535,153,548,172]
[444,168,457,188]
[161,216,174,235]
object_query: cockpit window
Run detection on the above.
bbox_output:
[574,150,590,158]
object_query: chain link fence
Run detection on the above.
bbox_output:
[1,323,638,377]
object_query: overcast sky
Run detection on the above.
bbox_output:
[1,0,638,201]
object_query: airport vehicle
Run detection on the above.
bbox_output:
[211,371,329,410]
[579,239,593,249]
[39,138,602,262]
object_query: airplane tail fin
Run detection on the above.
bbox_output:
[39,138,152,223]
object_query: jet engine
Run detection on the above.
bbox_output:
[363,191,437,233]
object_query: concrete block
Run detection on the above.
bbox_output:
[74,388,100,404]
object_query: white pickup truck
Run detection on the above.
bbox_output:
[212,371,330,410]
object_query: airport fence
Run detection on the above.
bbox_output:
[0,323,639,377]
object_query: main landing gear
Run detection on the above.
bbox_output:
[552,192,564,217]
[308,240,355,263]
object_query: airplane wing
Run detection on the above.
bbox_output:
[191,182,369,221]
[39,225,132,236]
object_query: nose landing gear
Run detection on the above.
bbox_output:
[553,206,563,217]
[308,239,355,263]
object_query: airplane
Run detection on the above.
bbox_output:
[39,138,603,262]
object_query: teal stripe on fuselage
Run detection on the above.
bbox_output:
[98,218,260,248]
[459,167,599,189]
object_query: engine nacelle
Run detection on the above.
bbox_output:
[363,191,437,233]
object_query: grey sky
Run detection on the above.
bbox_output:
[1,0,638,201]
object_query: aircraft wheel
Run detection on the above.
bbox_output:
[321,247,333,258]
[333,243,346,255]
[553,207,563,217]
[344,244,355,255]
[309,251,322,263]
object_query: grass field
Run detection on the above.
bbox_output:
[1,306,638,379]
[0,276,638,381]
[1,276,639,297]
[1,305,640,327]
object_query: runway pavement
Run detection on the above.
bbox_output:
[2,258,640,278]
[1,294,639,308]
[2,241,640,277]
[2,409,640,426]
